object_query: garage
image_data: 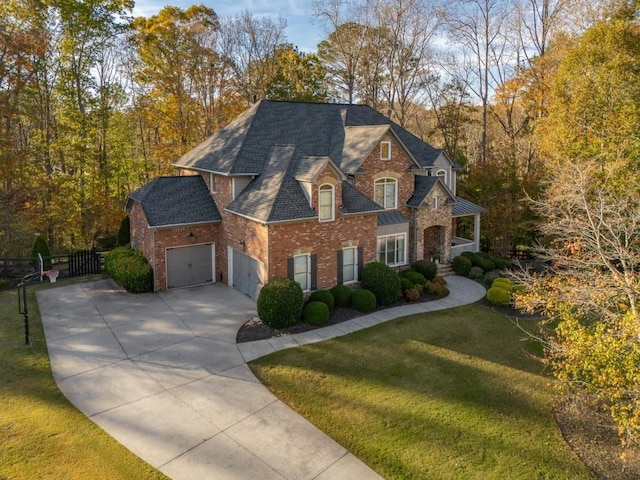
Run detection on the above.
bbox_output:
[166,243,214,289]
[231,249,263,300]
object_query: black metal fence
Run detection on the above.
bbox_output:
[1,249,105,283]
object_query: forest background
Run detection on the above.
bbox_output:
[0,0,634,256]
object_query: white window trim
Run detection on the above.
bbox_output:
[374,177,398,210]
[380,141,392,160]
[342,246,358,284]
[318,184,335,222]
[376,233,407,267]
[435,169,447,187]
[293,254,311,292]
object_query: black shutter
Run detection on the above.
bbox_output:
[310,254,318,291]
[357,246,364,280]
[287,257,294,280]
[337,249,343,284]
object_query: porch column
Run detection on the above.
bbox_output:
[473,214,481,253]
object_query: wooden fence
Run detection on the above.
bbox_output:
[1,249,105,283]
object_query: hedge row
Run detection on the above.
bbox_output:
[104,246,153,293]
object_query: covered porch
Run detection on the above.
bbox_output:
[451,197,483,258]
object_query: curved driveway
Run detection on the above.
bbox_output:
[37,276,485,480]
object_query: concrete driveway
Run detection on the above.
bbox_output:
[37,280,382,480]
[37,276,486,479]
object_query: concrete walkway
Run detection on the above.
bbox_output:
[37,276,485,480]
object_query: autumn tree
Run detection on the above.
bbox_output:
[265,45,328,102]
[515,15,640,447]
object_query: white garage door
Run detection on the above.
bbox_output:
[232,249,263,300]
[166,244,214,289]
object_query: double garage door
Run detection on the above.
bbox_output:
[232,249,263,300]
[166,244,214,289]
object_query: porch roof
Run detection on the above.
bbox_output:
[377,211,409,226]
[453,197,484,217]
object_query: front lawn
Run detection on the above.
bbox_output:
[250,304,591,479]
[0,279,167,479]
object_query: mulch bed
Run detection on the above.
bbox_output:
[235,292,443,343]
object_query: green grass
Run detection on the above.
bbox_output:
[250,304,591,480]
[0,278,167,480]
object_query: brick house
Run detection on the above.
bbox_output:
[126,100,483,298]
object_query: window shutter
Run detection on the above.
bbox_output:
[287,257,294,280]
[357,246,364,280]
[310,254,318,291]
[337,250,343,284]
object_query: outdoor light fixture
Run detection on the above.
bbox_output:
[189,232,195,242]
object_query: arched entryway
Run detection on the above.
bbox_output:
[424,225,445,263]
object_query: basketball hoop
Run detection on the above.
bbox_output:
[43,270,59,283]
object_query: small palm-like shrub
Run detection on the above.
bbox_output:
[411,260,438,281]
[452,255,472,276]
[257,278,304,328]
[404,286,421,301]
[309,290,335,313]
[330,284,352,307]
[303,301,330,326]
[433,276,447,286]
[362,262,401,306]
[486,286,512,306]
[399,269,427,286]
[350,288,377,313]
[105,246,153,293]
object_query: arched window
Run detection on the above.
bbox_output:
[435,169,447,187]
[374,178,397,209]
[318,184,335,221]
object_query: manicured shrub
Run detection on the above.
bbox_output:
[411,260,438,281]
[303,301,330,326]
[400,277,413,292]
[461,251,477,261]
[32,235,52,269]
[330,284,352,308]
[483,270,502,286]
[361,262,401,306]
[452,255,472,276]
[104,246,153,293]
[476,257,496,272]
[468,266,484,280]
[486,286,512,306]
[426,281,449,297]
[309,289,335,313]
[433,276,447,286]
[403,286,421,301]
[490,255,512,270]
[350,288,377,313]
[492,277,514,291]
[257,278,304,328]
[512,284,527,293]
[117,216,131,246]
[399,269,427,286]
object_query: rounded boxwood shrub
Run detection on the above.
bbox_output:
[257,278,304,328]
[411,260,438,281]
[330,284,351,308]
[492,277,514,291]
[400,277,413,292]
[399,269,427,286]
[309,289,335,313]
[476,257,496,272]
[303,301,330,326]
[487,286,512,306]
[104,246,153,293]
[490,255,512,270]
[361,262,401,306]
[452,255,472,276]
[350,288,377,313]
[483,270,502,286]
[468,266,484,280]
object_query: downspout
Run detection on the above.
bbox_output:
[413,207,418,263]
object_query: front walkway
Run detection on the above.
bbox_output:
[37,276,485,480]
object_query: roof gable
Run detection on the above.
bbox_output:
[407,175,455,208]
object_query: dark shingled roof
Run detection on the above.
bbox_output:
[453,197,485,216]
[377,211,409,226]
[128,176,221,227]
[407,176,440,207]
[341,181,383,215]
[174,100,447,176]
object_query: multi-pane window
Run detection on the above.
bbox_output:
[380,141,391,160]
[342,247,357,283]
[294,254,311,291]
[374,178,397,209]
[318,184,334,221]
[377,234,406,266]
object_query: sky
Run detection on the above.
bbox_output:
[132,0,325,53]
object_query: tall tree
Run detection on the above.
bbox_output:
[265,45,328,102]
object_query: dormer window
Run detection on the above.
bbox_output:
[318,184,335,222]
[436,169,447,187]
[374,177,397,209]
[380,141,391,160]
